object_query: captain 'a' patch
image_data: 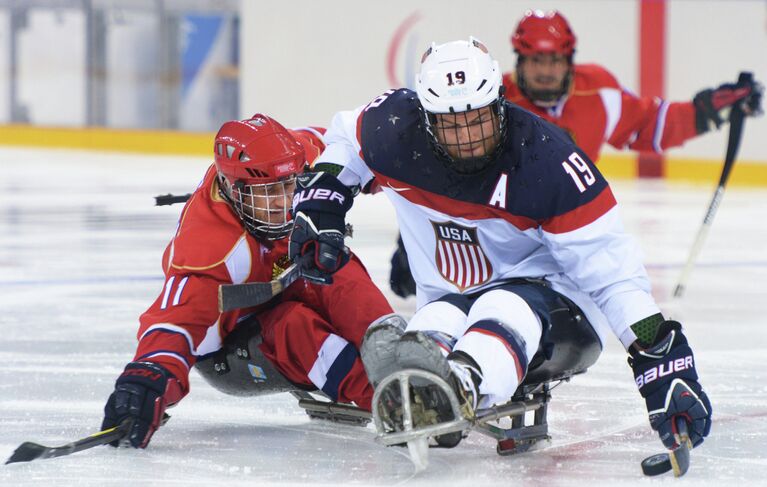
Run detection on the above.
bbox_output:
[431,221,493,291]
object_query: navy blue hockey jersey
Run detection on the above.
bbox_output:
[318,88,660,348]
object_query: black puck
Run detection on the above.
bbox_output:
[641,453,672,476]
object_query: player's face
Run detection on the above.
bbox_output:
[518,53,570,97]
[236,177,296,227]
[433,106,500,160]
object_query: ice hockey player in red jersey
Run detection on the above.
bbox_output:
[389,9,762,299]
[101,114,393,448]
[505,9,762,163]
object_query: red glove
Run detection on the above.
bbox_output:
[101,362,184,448]
[694,73,763,133]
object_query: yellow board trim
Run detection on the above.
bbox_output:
[1,125,766,186]
[0,124,213,156]
[594,153,638,180]
[598,153,767,187]
[665,157,767,187]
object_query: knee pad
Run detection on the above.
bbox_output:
[194,317,307,396]
[408,300,468,338]
[467,289,542,360]
[455,318,530,404]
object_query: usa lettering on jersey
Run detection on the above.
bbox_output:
[432,221,492,291]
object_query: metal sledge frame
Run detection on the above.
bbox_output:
[372,369,581,456]
[290,390,371,426]
[370,288,601,461]
[476,381,558,455]
[372,369,472,447]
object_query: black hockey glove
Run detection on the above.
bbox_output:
[389,235,416,298]
[289,172,354,285]
[628,321,712,450]
[693,73,763,133]
[102,362,181,448]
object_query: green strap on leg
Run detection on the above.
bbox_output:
[630,313,665,347]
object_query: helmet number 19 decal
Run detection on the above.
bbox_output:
[446,72,466,86]
[561,152,595,193]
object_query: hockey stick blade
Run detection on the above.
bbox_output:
[218,263,301,312]
[673,72,751,298]
[5,419,131,464]
[640,417,692,477]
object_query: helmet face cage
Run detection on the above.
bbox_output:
[415,37,507,174]
[423,99,507,174]
[213,115,305,241]
[220,174,297,240]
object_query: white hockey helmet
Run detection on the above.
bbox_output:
[415,37,507,174]
[415,37,503,114]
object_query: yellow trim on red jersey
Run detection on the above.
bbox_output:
[302,136,324,165]
[570,88,602,97]
[169,232,250,272]
[210,176,227,203]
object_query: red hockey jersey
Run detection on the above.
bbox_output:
[132,128,392,400]
[502,64,699,163]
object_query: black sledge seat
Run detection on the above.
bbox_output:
[521,301,602,387]
[194,317,311,396]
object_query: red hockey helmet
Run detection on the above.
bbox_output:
[214,114,305,240]
[511,10,576,57]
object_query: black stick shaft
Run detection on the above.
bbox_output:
[673,72,750,298]
[154,193,192,206]
[218,263,301,312]
[5,419,131,464]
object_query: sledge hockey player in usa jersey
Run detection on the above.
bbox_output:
[287,38,711,464]
[101,114,393,449]
[389,9,763,299]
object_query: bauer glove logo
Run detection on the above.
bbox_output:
[635,355,694,389]
[293,187,347,207]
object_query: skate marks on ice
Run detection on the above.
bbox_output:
[3,319,765,486]
[0,392,417,486]
[1,149,767,485]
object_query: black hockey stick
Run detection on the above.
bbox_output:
[641,417,692,477]
[154,193,192,206]
[218,224,353,312]
[218,263,301,312]
[5,418,132,464]
[673,72,751,298]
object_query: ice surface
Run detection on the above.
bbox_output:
[1,147,765,486]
